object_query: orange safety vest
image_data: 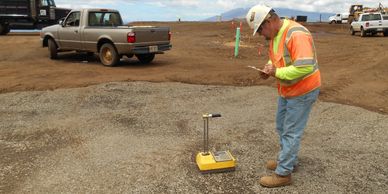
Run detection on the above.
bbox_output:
[269,20,321,98]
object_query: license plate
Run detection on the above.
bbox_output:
[149,46,158,52]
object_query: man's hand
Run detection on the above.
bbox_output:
[264,63,276,77]
[260,71,270,80]
[247,66,270,80]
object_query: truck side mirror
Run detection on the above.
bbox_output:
[58,17,65,26]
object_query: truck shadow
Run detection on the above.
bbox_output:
[58,52,171,68]
[6,32,40,36]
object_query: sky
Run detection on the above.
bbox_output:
[55,0,385,22]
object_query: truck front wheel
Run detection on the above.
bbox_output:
[350,27,355,35]
[48,38,58,59]
[360,27,366,37]
[99,43,119,67]
[0,23,10,35]
[136,53,155,64]
[0,23,5,35]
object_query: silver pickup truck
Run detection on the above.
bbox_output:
[40,8,171,66]
[350,12,388,37]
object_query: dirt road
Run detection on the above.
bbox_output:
[1,82,387,193]
[0,22,387,114]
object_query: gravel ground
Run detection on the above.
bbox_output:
[0,81,387,193]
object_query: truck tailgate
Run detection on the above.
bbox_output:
[132,26,170,43]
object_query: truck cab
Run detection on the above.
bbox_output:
[329,13,349,24]
[37,0,56,22]
[329,14,341,24]
[0,0,71,35]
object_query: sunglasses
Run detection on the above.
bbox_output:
[257,20,268,33]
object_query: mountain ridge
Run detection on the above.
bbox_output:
[204,7,335,22]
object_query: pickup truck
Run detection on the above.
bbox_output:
[350,12,388,37]
[329,13,349,24]
[40,8,171,66]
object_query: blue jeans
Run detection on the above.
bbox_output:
[275,89,320,176]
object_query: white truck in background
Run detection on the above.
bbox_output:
[329,13,349,24]
[350,12,388,37]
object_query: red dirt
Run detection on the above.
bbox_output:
[0,22,387,114]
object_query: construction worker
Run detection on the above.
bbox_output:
[246,4,321,187]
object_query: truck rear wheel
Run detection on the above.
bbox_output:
[48,38,58,59]
[99,43,119,67]
[384,31,388,37]
[136,53,155,64]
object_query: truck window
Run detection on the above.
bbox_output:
[89,13,102,26]
[102,12,122,26]
[41,0,55,6]
[361,15,370,21]
[41,0,48,6]
[64,12,80,27]
[89,12,122,26]
[383,16,388,20]
[370,14,381,20]
[49,0,55,6]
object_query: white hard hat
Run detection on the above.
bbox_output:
[246,4,272,36]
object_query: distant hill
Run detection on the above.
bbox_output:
[204,7,334,22]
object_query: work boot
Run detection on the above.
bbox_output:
[266,160,277,170]
[266,160,298,172]
[259,173,292,188]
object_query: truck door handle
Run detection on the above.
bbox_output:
[74,30,79,33]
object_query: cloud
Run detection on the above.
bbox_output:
[145,2,166,8]
[56,0,134,8]
[214,0,237,10]
[145,0,201,8]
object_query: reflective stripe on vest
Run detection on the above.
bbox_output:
[286,26,319,66]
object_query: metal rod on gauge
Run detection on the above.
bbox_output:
[203,118,206,153]
[202,113,221,154]
[206,117,209,153]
